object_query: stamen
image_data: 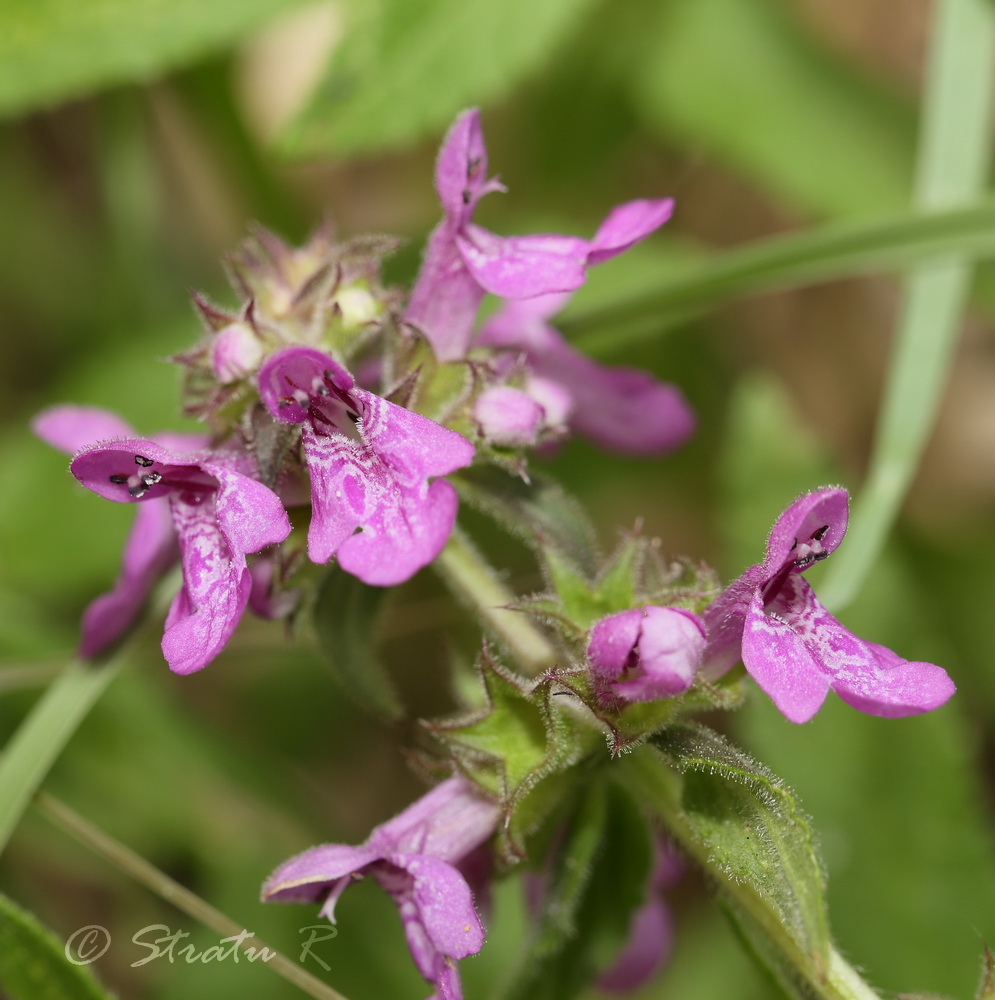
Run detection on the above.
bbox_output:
[142,471,163,487]
[128,484,148,498]
[134,455,154,467]
[812,524,829,541]
[461,190,471,205]
[109,474,128,485]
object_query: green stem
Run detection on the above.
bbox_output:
[820,0,995,610]
[435,528,558,675]
[0,657,122,855]
[620,748,881,1000]
[36,791,349,1000]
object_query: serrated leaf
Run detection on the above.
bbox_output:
[499,778,655,1000]
[312,567,401,720]
[0,893,114,1000]
[454,465,600,578]
[426,648,590,856]
[279,0,601,158]
[0,0,313,118]
[652,724,830,970]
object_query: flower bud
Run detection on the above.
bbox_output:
[211,321,264,383]
[474,386,545,447]
[587,606,704,703]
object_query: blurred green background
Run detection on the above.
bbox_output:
[2,0,995,997]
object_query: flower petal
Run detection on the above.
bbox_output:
[370,776,501,863]
[456,227,589,298]
[587,198,674,266]
[380,855,485,963]
[32,405,134,453]
[596,896,673,993]
[406,223,484,361]
[79,500,178,658]
[336,478,461,586]
[478,300,693,454]
[742,587,831,723]
[262,843,383,903]
[296,384,473,583]
[533,333,693,454]
[435,108,492,224]
[161,493,252,675]
[763,487,849,576]
[204,463,291,555]
[830,642,956,718]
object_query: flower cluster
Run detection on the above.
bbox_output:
[38,108,691,674]
[37,106,959,1000]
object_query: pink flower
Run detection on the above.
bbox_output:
[263,776,500,1000]
[68,432,289,674]
[257,346,474,586]
[702,487,956,723]
[477,292,694,455]
[33,406,193,661]
[597,841,681,993]
[406,108,674,363]
[587,606,704,704]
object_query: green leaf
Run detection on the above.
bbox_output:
[633,0,915,220]
[279,0,601,158]
[0,892,114,999]
[426,648,592,857]
[651,725,831,975]
[566,203,995,357]
[498,778,654,1000]
[312,567,401,720]
[819,0,995,611]
[0,0,313,118]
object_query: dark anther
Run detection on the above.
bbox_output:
[793,549,829,570]
[142,471,163,487]
[278,397,294,407]
[315,384,330,396]
[790,538,798,551]
[134,455,154,467]
[109,474,128,485]
[347,411,360,424]
[467,156,481,176]
[461,190,471,205]
[812,524,830,541]
[128,484,148,498]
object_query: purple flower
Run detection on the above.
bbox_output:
[33,406,199,660]
[477,292,694,455]
[702,487,956,723]
[263,776,500,1000]
[587,606,704,704]
[597,841,681,993]
[258,346,474,586]
[69,434,290,674]
[405,108,674,362]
